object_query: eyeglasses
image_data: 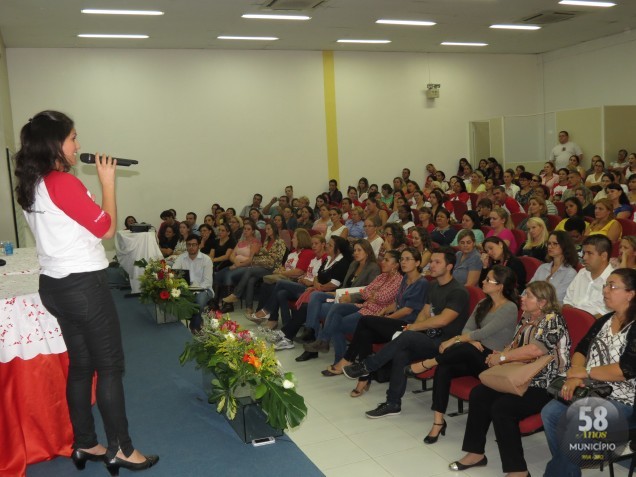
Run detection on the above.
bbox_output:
[186,243,199,248]
[603,283,629,291]
[483,278,498,284]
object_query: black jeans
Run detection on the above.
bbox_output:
[432,342,491,414]
[343,316,407,362]
[39,270,134,459]
[462,384,551,473]
[364,330,441,406]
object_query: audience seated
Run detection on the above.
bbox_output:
[586,198,622,242]
[296,206,314,231]
[448,281,570,476]
[362,216,384,257]
[607,183,633,219]
[210,223,236,274]
[431,208,457,246]
[124,215,138,230]
[515,171,534,208]
[158,224,178,258]
[312,205,330,235]
[343,205,364,239]
[543,268,636,477]
[407,265,518,443]
[342,247,470,417]
[410,227,433,272]
[611,236,636,270]
[221,222,286,315]
[492,186,522,215]
[485,207,517,252]
[198,224,215,258]
[520,217,549,261]
[480,236,526,293]
[529,230,579,303]
[239,193,263,218]
[325,207,348,241]
[378,223,407,261]
[451,211,484,247]
[227,215,244,242]
[452,230,482,287]
[564,235,614,317]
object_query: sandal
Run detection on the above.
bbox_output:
[321,366,343,377]
[350,381,371,398]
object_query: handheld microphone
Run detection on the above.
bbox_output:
[79,153,139,167]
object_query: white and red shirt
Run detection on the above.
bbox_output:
[24,171,110,278]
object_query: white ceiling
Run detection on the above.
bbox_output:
[1,0,635,54]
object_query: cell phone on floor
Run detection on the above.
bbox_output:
[252,436,276,447]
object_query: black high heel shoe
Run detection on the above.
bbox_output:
[404,361,430,378]
[70,449,106,470]
[423,420,447,444]
[104,454,159,476]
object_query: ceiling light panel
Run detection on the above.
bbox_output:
[441,42,488,46]
[242,14,311,20]
[78,34,149,39]
[376,19,436,26]
[558,0,616,6]
[490,24,541,30]
[218,36,279,41]
[81,9,164,15]
[337,39,392,44]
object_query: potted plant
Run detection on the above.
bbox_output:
[179,310,307,436]
[135,258,199,322]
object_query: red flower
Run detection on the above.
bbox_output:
[159,290,170,300]
[157,271,165,280]
[242,353,250,363]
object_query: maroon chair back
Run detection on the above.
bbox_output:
[555,201,566,217]
[453,201,468,221]
[468,193,479,210]
[562,305,596,353]
[546,214,562,231]
[517,256,542,282]
[511,212,529,227]
[280,229,292,250]
[617,218,636,236]
[465,286,486,316]
[511,229,526,254]
[611,240,621,258]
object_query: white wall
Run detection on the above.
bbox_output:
[541,31,636,112]
[6,48,541,237]
[7,48,328,233]
[334,52,541,188]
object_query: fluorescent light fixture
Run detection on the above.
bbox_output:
[558,0,615,6]
[78,34,149,39]
[337,39,391,44]
[490,24,541,30]
[217,36,279,41]
[81,9,164,15]
[376,19,436,26]
[242,14,311,20]
[441,42,488,46]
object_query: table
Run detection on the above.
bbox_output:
[0,248,73,477]
[115,231,163,293]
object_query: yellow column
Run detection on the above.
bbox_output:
[322,51,339,183]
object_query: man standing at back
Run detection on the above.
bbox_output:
[563,235,613,317]
[550,130,583,170]
[344,247,470,418]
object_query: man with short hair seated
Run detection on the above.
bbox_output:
[344,247,470,418]
[492,186,522,215]
[563,235,613,317]
[173,234,213,332]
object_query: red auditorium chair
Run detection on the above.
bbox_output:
[511,212,528,227]
[468,193,479,210]
[452,201,468,221]
[511,229,527,254]
[554,201,565,217]
[612,240,621,258]
[618,218,636,236]
[518,256,542,282]
[546,214,562,231]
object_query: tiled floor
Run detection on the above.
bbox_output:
[229,310,627,477]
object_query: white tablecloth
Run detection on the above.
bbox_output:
[0,247,40,277]
[115,230,163,293]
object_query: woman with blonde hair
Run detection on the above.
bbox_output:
[468,171,486,194]
[521,217,549,261]
[586,198,622,242]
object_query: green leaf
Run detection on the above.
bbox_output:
[253,383,267,399]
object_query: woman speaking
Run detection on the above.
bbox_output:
[14,111,158,475]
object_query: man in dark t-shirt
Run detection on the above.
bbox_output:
[344,247,470,418]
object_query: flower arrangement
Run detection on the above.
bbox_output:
[179,310,307,431]
[135,258,199,321]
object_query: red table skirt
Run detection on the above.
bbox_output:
[0,353,73,477]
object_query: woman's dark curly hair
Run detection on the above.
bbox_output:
[14,111,75,211]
